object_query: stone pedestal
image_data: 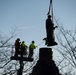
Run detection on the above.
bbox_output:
[30,48,61,75]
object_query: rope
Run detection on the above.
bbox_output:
[37,41,44,47]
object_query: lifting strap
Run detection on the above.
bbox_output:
[47,0,53,22]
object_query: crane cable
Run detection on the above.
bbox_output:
[47,0,54,22]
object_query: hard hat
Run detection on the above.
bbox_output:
[32,41,35,43]
[22,41,25,43]
[17,38,20,41]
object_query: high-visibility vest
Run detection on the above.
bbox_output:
[29,43,36,49]
[21,42,26,47]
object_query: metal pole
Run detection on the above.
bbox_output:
[17,51,24,75]
[17,60,24,75]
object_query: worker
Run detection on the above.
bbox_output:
[45,15,58,46]
[21,41,28,56]
[28,41,37,58]
[14,38,21,57]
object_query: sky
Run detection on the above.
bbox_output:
[0,0,76,58]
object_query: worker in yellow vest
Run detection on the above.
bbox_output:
[28,41,37,58]
[21,41,28,56]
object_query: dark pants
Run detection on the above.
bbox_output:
[21,47,27,57]
[28,49,33,58]
[14,47,20,57]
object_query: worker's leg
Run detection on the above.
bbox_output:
[28,49,33,58]
[14,48,19,57]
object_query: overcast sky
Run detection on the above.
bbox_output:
[0,0,76,57]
